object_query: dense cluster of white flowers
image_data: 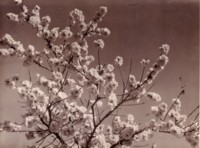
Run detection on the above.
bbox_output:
[144,45,169,84]
[146,92,162,102]
[0,1,198,148]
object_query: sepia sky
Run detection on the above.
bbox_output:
[0,0,199,147]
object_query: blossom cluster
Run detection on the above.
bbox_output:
[145,44,169,84]
[0,1,198,148]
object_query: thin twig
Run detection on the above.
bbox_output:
[163,90,185,121]
[120,102,145,106]
[187,105,199,118]
[193,113,199,123]
[43,137,57,148]
[37,133,51,147]
[134,143,149,147]
[28,69,32,82]
[184,120,199,129]
[97,49,101,72]
[125,59,133,89]
[140,66,146,83]
[33,60,52,72]
[81,21,93,40]
[118,65,125,89]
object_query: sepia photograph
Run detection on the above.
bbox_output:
[0,0,199,148]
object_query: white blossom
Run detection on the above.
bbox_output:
[141,59,150,67]
[108,92,117,109]
[6,13,19,22]
[104,79,118,95]
[58,92,68,99]
[106,64,114,72]
[29,16,41,27]
[70,85,83,99]
[146,92,162,102]
[93,6,108,22]
[41,16,51,27]
[88,84,99,95]
[25,116,37,128]
[94,39,105,49]
[98,27,111,37]
[70,8,85,24]
[126,114,134,124]
[50,27,59,40]
[128,74,137,87]
[151,102,168,118]
[0,48,15,56]
[96,100,103,108]
[14,0,23,5]
[59,27,73,39]
[52,71,63,82]
[115,56,123,66]
[159,44,170,55]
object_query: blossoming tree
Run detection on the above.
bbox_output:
[0,0,199,148]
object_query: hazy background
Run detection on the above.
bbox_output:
[0,0,199,147]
